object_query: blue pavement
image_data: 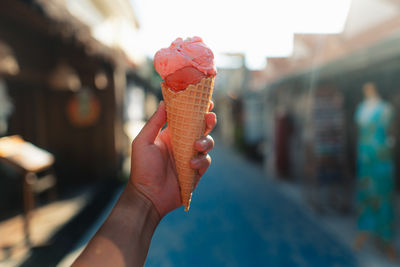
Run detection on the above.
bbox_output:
[145,141,357,267]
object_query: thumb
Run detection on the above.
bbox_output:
[136,101,166,144]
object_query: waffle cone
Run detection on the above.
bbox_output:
[161,76,215,211]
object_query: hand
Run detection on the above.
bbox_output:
[129,101,216,218]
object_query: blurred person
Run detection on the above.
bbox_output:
[274,106,293,178]
[72,101,216,267]
[353,82,397,260]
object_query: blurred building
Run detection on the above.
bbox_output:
[259,0,400,208]
[0,0,143,190]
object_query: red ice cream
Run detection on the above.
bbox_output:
[153,37,216,91]
[164,67,205,91]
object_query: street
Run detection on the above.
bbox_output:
[145,141,356,267]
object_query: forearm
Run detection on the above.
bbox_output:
[73,182,161,267]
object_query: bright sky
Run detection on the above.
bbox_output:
[131,0,351,70]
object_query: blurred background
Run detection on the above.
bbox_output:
[1,0,400,266]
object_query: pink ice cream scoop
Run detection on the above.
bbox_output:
[153,37,217,91]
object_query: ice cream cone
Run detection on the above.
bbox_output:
[161,76,215,211]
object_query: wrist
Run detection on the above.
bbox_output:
[122,182,161,225]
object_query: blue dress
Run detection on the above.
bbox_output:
[355,100,395,241]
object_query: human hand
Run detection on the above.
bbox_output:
[129,101,216,218]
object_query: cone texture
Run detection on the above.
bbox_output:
[161,76,215,211]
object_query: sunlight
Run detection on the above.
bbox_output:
[132,0,352,69]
